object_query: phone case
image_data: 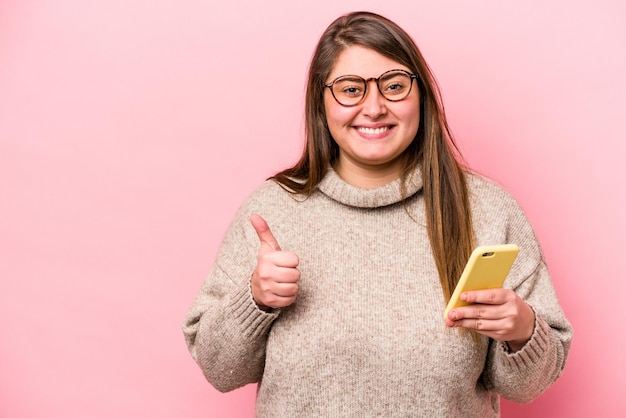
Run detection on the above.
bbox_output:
[443,244,519,319]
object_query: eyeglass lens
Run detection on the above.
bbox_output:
[330,70,413,106]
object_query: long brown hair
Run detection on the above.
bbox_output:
[272,11,474,304]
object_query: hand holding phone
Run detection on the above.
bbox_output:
[443,244,519,320]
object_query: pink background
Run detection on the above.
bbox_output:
[1,1,625,417]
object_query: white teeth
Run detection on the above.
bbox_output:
[357,126,389,135]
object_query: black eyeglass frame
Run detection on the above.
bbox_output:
[324,69,418,107]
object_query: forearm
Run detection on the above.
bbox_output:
[183,278,278,392]
[483,312,571,403]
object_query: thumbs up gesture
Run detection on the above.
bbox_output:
[250,214,301,310]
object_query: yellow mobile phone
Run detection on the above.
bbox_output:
[443,244,519,320]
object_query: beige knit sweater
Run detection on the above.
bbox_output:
[183,167,572,417]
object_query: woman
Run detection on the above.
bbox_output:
[183,11,572,417]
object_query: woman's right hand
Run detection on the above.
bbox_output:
[249,214,300,310]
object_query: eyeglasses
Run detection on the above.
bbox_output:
[324,69,418,107]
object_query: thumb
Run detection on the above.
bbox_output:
[250,213,281,251]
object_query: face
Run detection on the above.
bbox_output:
[324,46,420,187]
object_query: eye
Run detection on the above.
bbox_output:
[381,80,407,95]
[333,77,366,98]
[386,82,405,92]
[380,72,411,97]
[340,85,364,97]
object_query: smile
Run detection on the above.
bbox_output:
[356,126,391,135]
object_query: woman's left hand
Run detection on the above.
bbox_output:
[445,288,535,352]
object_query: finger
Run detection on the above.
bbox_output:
[461,288,509,305]
[448,317,505,333]
[253,290,297,309]
[271,266,301,283]
[255,262,301,283]
[254,283,298,307]
[446,303,504,323]
[261,251,300,269]
[265,295,298,309]
[270,282,299,297]
[250,213,281,251]
[446,314,526,342]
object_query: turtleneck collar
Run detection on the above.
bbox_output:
[316,166,423,209]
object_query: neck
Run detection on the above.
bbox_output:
[334,159,403,189]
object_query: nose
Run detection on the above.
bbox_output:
[361,80,387,118]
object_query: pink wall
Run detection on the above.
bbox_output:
[1,1,624,417]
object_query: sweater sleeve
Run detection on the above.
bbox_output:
[479,187,573,403]
[182,198,279,393]
[482,261,572,402]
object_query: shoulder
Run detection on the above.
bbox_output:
[238,179,306,216]
[465,171,544,281]
[215,180,296,259]
[243,179,289,204]
[466,172,517,207]
[465,171,537,244]
[465,172,528,223]
[226,179,309,239]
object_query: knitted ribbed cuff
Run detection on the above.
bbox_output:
[227,280,279,340]
[497,311,551,372]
